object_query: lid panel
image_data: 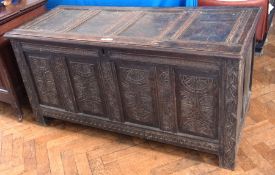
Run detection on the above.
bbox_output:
[178,12,240,42]
[30,9,84,31]
[6,6,261,58]
[119,12,179,38]
[70,11,127,35]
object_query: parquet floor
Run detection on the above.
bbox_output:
[0,18,275,175]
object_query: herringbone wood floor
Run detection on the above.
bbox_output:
[0,18,275,175]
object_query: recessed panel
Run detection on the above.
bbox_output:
[70,11,126,35]
[179,13,240,42]
[29,9,84,31]
[69,61,104,116]
[117,63,157,126]
[176,71,219,139]
[119,13,179,38]
[27,54,60,107]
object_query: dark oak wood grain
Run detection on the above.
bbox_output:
[0,0,47,121]
[5,6,260,169]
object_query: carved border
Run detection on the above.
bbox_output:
[231,10,253,44]
[171,11,199,40]
[225,11,246,43]
[21,43,99,57]
[40,106,219,153]
[220,59,240,169]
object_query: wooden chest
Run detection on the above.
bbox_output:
[0,0,46,120]
[5,6,260,169]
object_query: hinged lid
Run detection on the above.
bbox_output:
[5,6,261,58]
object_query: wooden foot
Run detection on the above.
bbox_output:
[219,153,236,170]
[35,113,53,126]
[18,114,23,122]
[11,103,23,122]
[36,115,49,126]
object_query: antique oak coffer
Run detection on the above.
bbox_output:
[5,6,260,169]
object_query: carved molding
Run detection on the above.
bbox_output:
[40,107,219,153]
[22,43,98,57]
[220,60,239,169]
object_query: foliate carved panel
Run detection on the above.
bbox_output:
[118,64,156,126]
[27,55,60,106]
[177,72,218,139]
[69,61,104,116]
[157,67,177,132]
[52,57,76,112]
[100,62,122,121]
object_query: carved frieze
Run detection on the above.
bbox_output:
[39,106,219,153]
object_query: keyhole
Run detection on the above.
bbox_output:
[100,48,110,57]
[101,48,105,56]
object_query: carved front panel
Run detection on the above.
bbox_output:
[117,63,157,126]
[176,72,219,139]
[69,61,104,116]
[27,54,60,107]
